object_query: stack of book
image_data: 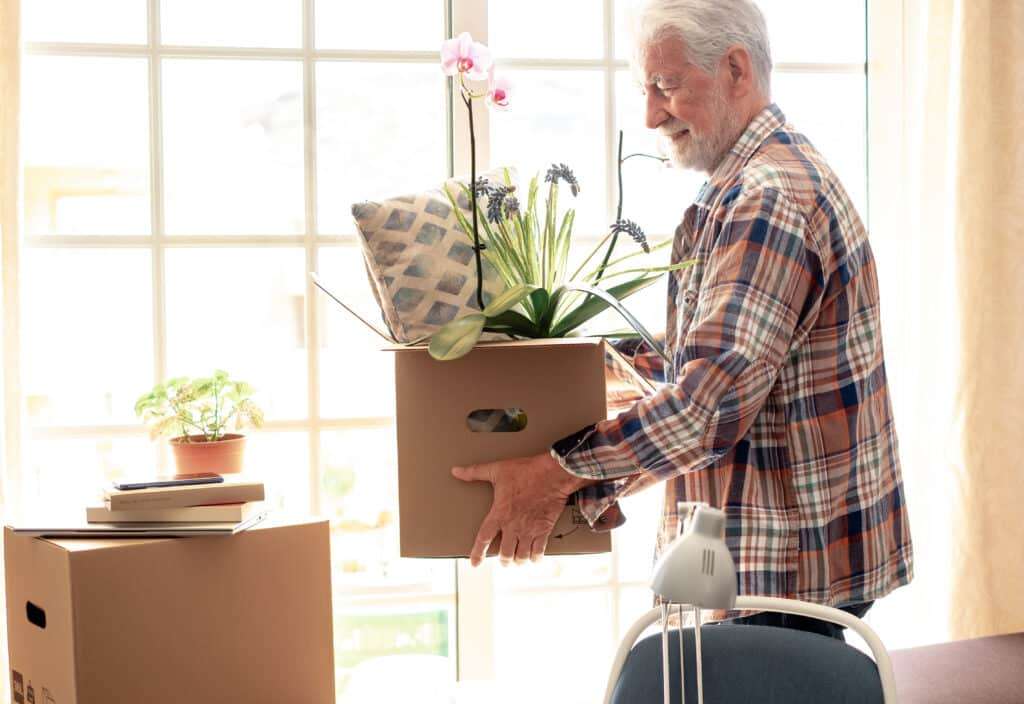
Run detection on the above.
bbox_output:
[10,476,269,538]
[81,477,269,536]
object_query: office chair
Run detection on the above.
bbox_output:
[605,596,898,704]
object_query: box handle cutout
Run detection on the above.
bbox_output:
[466,408,528,433]
[26,601,46,630]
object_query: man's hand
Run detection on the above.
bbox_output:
[452,452,590,567]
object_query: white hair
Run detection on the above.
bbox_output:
[632,0,773,97]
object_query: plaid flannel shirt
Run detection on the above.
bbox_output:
[552,104,913,607]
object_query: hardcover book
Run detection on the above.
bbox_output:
[86,501,264,524]
[104,479,265,511]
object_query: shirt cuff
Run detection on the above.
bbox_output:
[550,442,632,528]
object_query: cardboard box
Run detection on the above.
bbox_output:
[393,337,648,558]
[4,517,334,704]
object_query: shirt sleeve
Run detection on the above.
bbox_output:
[611,335,668,384]
[552,186,826,525]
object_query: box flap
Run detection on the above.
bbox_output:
[383,336,605,353]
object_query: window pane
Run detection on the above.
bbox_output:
[614,0,867,65]
[613,71,705,237]
[22,0,146,44]
[614,0,636,61]
[22,56,150,236]
[322,427,453,591]
[162,59,305,235]
[244,431,311,512]
[614,481,664,582]
[161,0,302,48]
[25,436,157,513]
[773,71,867,217]
[493,590,613,704]
[617,585,656,638]
[316,0,442,51]
[489,0,604,59]
[22,249,153,427]
[493,553,611,591]
[758,0,866,65]
[323,426,457,698]
[489,69,607,234]
[318,246,395,419]
[164,248,307,419]
[336,606,454,703]
[316,62,446,235]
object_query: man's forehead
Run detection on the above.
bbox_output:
[634,35,691,84]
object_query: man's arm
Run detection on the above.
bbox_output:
[553,186,826,525]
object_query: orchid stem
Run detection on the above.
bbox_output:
[594,130,626,285]
[464,88,486,311]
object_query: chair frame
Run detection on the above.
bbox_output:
[604,596,898,704]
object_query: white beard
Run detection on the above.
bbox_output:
[657,83,746,174]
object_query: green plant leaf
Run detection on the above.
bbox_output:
[538,286,567,335]
[482,283,537,318]
[485,309,542,337]
[529,288,550,324]
[428,314,487,361]
[551,276,662,338]
[587,259,697,283]
[558,282,670,362]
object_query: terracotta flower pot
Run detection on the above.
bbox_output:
[169,433,247,475]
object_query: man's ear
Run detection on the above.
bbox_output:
[724,45,755,97]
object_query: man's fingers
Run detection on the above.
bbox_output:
[514,536,532,564]
[498,530,518,566]
[469,519,499,567]
[529,535,548,563]
[452,463,492,483]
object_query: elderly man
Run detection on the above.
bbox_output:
[453,0,913,637]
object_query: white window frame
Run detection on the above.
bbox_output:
[3,0,872,695]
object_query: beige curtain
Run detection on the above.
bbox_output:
[949,0,1024,639]
[0,0,17,695]
[1,0,20,490]
[867,0,1024,645]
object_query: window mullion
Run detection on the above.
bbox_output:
[602,0,624,646]
[450,0,490,175]
[147,0,168,473]
[449,0,495,685]
[302,0,321,516]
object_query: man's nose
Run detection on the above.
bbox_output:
[645,93,667,130]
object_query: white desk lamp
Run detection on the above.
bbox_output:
[649,503,736,704]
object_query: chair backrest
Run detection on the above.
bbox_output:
[606,598,897,704]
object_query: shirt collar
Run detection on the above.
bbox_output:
[694,103,787,209]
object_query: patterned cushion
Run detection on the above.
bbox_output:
[352,169,513,343]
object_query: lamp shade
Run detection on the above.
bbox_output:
[650,506,737,609]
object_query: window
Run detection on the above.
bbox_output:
[6,1,866,701]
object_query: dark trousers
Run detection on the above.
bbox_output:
[721,601,874,641]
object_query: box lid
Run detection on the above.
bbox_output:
[26,515,327,553]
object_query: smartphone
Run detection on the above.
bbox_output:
[112,472,224,491]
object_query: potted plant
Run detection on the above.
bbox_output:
[134,370,265,474]
[434,32,692,361]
